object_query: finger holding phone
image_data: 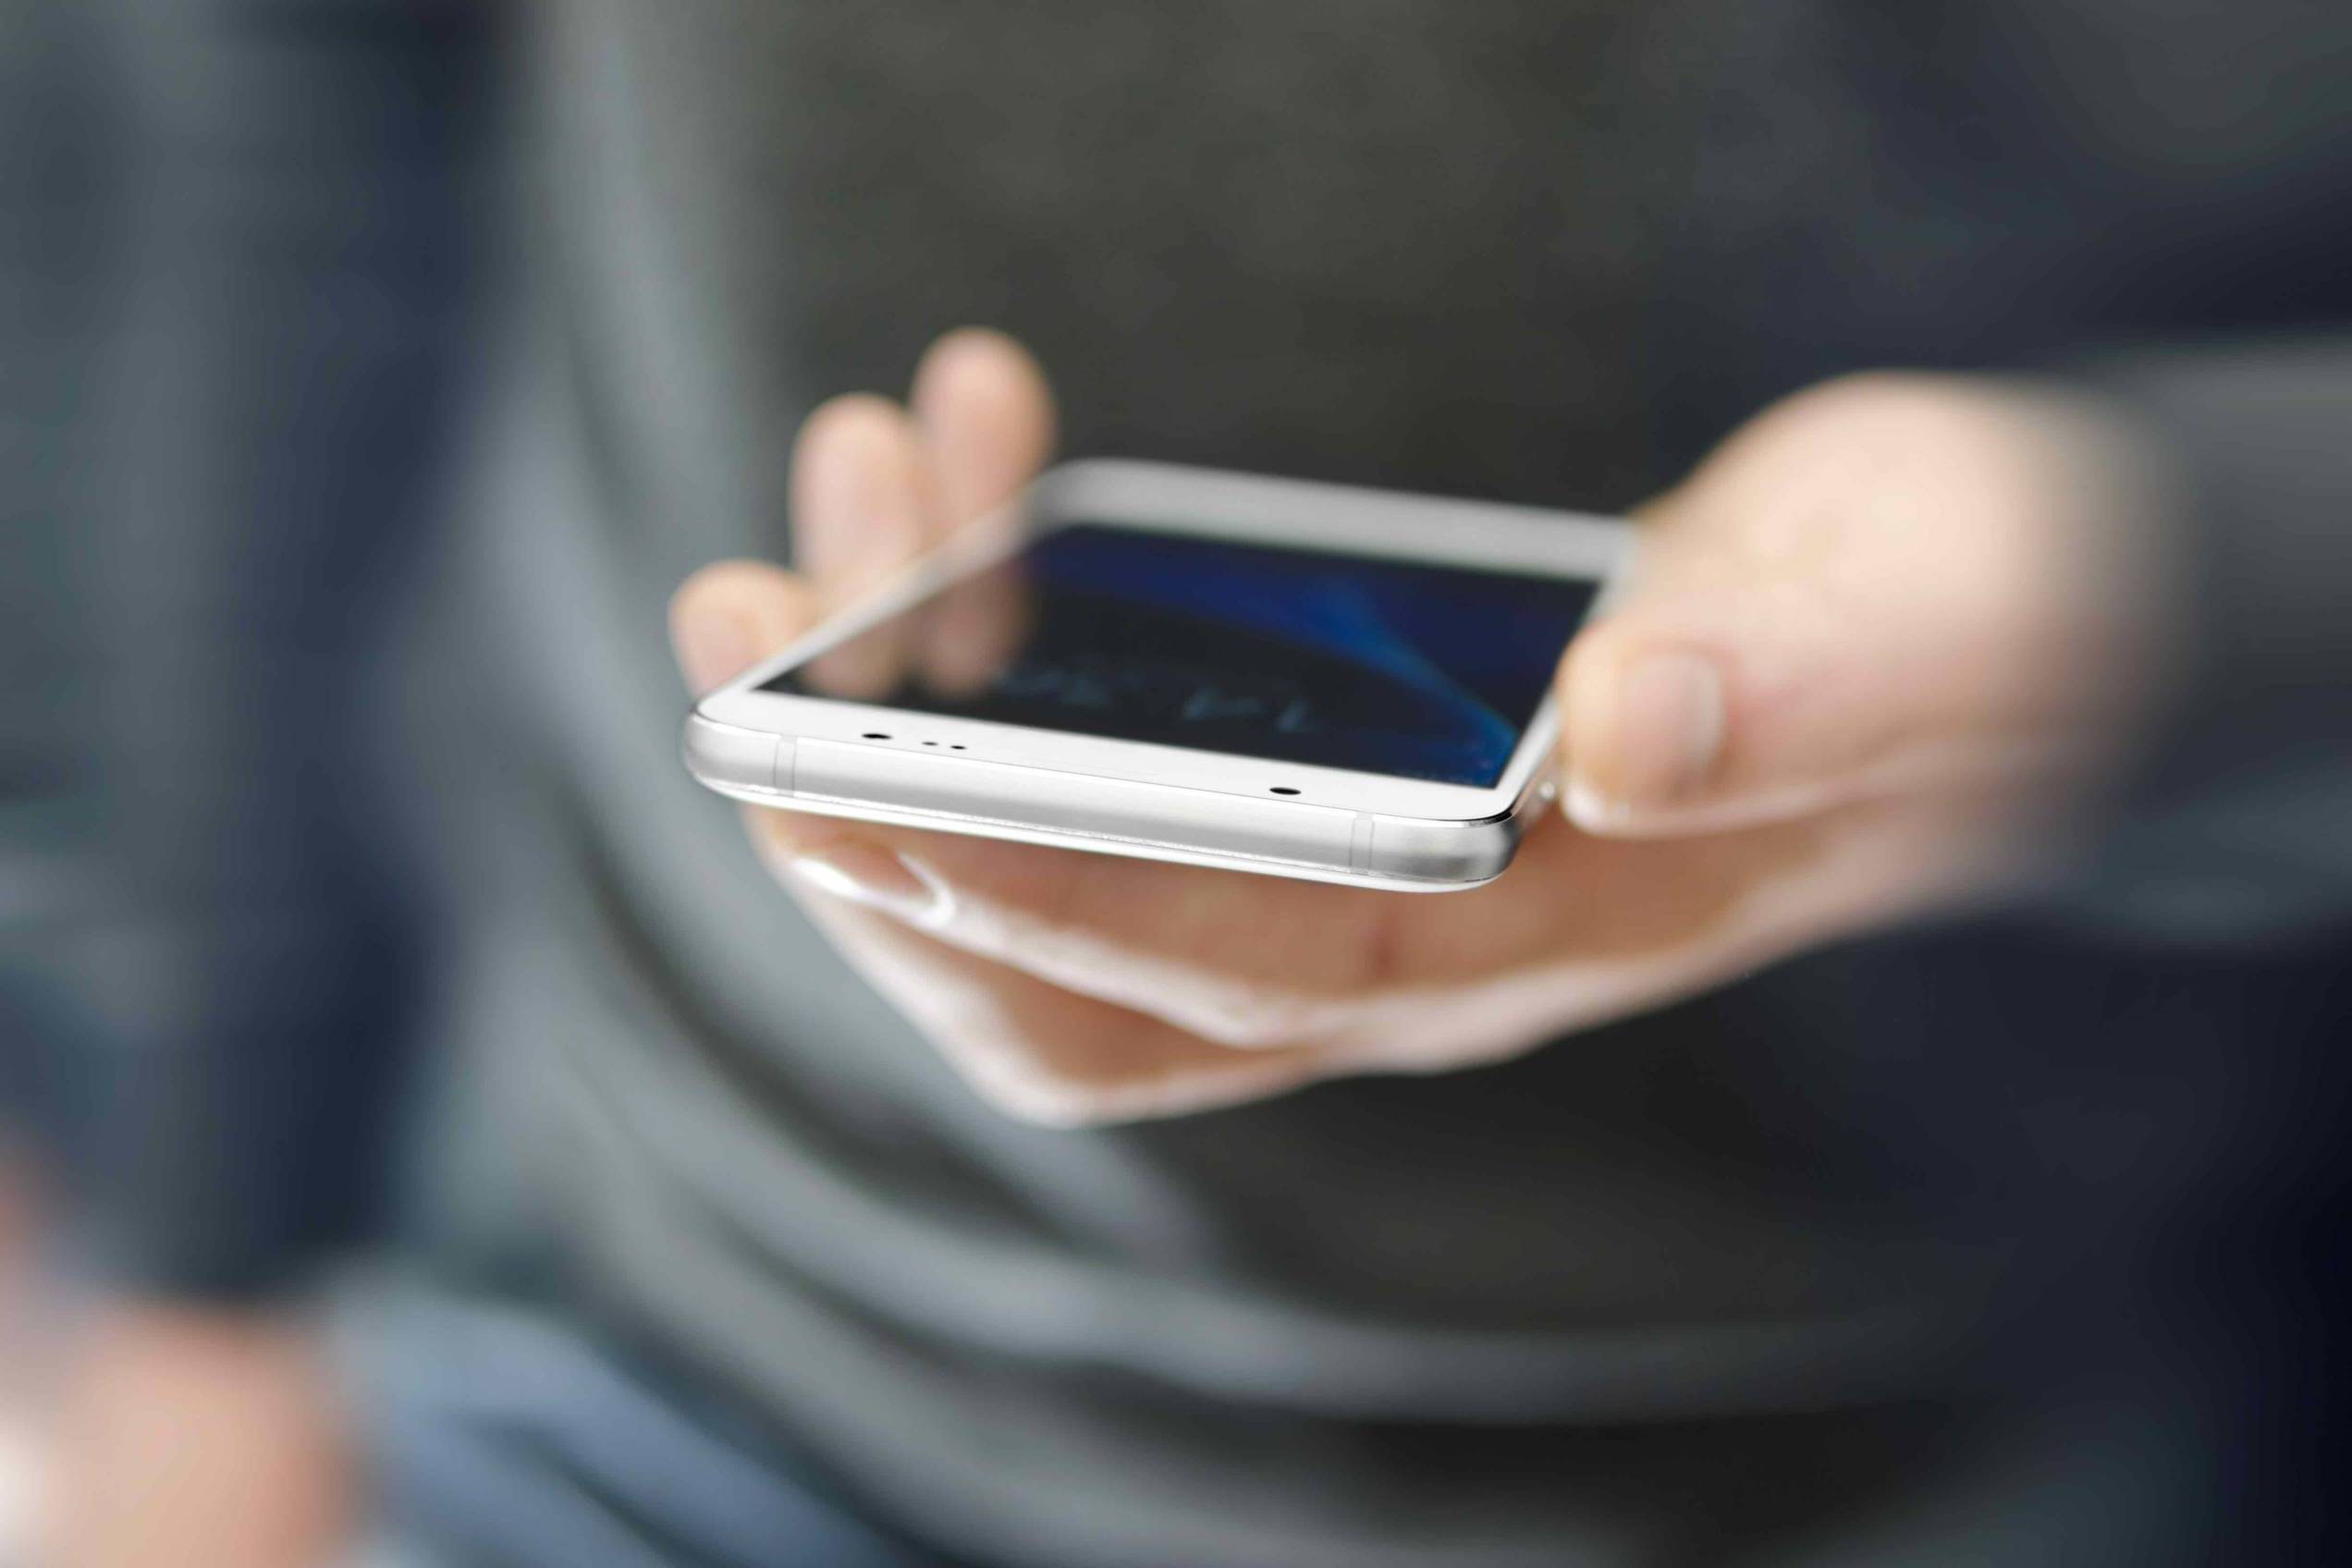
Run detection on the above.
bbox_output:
[672,329,2170,1124]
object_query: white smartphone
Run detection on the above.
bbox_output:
[685,460,1630,892]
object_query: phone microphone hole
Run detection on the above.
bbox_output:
[922,740,938,746]
[1269,787,1302,796]
[950,744,966,751]
[862,732,891,741]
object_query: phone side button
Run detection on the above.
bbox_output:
[1348,814,1376,875]
[685,716,784,794]
[776,736,798,795]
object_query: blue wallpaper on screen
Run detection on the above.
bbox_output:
[768,524,1599,786]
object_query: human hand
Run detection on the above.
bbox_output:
[672,334,2169,1123]
[41,1304,354,1568]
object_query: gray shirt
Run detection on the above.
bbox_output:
[51,2,2352,1563]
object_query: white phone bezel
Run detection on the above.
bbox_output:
[690,460,1630,887]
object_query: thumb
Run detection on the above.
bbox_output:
[1554,446,2076,836]
[1555,570,1920,837]
[1554,373,2168,839]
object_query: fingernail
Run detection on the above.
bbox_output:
[789,840,954,927]
[1573,650,1724,824]
[676,610,758,694]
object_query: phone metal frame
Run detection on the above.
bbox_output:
[687,460,1631,891]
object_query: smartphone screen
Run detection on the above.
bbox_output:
[762,524,1599,787]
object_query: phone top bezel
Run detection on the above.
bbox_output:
[693,459,1630,824]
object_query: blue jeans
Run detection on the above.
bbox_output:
[342,1290,950,1568]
